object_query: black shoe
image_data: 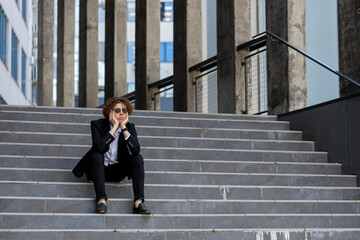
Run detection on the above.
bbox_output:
[133,203,151,214]
[96,202,107,214]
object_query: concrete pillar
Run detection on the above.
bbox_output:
[135,0,160,110]
[216,0,251,114]
[105,0,127,102]
[266,0,307,115]
[173,0,202,112]
[79,0,98,107]
[338,0,360,96]
[57,0,75,107]
[37,0,54,106]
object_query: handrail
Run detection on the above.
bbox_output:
[261,31,360,88]
[148,75,173,89]
[123,91,135,101]
[237,35,266,51]
[188,55,217,73]
[123,30,360,103]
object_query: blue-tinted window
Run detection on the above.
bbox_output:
[127,42,135,62]
[21,49,26,95]
[11,30,18,81]
[0,7,7,64]
[0,95,7,104]
[165,42,173,62]
[161,2,173,22]
[127,82,135,93]
[160,42,173,63]
[127,2,135,22]
[22,0,26,23]
[160,43,166,62]
[98,6,105,22]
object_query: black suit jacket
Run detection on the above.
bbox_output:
[72,117,141,178]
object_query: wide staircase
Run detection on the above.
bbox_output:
[0,105,360,239]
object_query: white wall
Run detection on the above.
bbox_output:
[0,0,32,105]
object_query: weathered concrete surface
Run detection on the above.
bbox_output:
[37,0,54,106]
[105,0,127,102]
[217,0,251,114]
[135,0,160,110]
[266,0,307,114]
[338,0,360,96]
[79,0,98,107]
[57,0,75,107]
[173,0,202,112]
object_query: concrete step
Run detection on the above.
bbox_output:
[0,124,303,140]
[2,197,360,214]
[0,111,289,130]
[0,168,355,187]
[1,181,359,200]
[0,156,341,175]
[0,131,313,151]
[1,213,360,229]
[0,143,327,162]
[1,229,360,240]
[0,106,277,121]
[141,147,327,162]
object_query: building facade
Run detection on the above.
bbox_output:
[0,0,32,105]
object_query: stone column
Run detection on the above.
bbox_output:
[338,0,360,96]
[173,0,202,112]
[37,0,54,106]
[79,0,98,107]
[105,0,127,102]
[216,0,251,114]
[57,0,75,107]
[266,0,306,114]
[135,0,160,110]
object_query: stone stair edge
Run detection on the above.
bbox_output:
[1,228,360,232]
[0,142,325,153]
[0,112,284,125]
[0,105,277,118]
[2,196,359,203]
[0,155,340,166]
[0,166,352,178]
[1,180,358,190]
[0,167,356,178]
[0,130,311,143]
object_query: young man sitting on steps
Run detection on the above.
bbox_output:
[72,96,151,214]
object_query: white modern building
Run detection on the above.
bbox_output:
[0,0,32,105]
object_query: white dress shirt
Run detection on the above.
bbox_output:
[104,124,130,166]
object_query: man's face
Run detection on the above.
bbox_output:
[112,103,128,123]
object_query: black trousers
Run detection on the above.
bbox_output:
[85,152,145,202]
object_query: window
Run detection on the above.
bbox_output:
[127,82,135,93]
[160,42,173,62]
[21,49,26,95]
[98,6,105,22]
[0,6,7,64]
[0,95,7,104]
[127,42,135,62]
[11,30,18,81]
[22,0,27,23]
[127,2,135,22]
[31,82,37,105]
[161,2,173,22]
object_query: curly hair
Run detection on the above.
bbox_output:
[102,97,133,117]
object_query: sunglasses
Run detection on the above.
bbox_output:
[114,108,128,114]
